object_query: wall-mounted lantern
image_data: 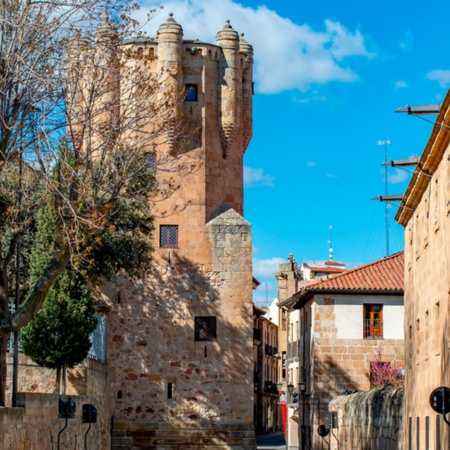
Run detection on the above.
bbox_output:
[430,386,450,427]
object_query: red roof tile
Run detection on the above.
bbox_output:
[296,252,404,296]
[305,266,349,274]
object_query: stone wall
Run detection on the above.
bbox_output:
[6,352,56,405]
[4,355,110,448]
[6,353,108,398]
[102,206,255,449]
[0,392,109,450]
[399,114,450,450]
[328,386,404,450]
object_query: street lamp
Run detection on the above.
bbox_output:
[299,380,307,450]
[287,384,294,403]
[276,381,283,393]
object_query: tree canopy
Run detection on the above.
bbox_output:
[0,0,184,405]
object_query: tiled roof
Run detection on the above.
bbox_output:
[322,260,346,267]
[306,266,348,274]
[295,252,404,297]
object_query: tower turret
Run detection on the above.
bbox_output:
[216,20,240,158]
[92,18,120,157]
[239,33,253,153]
[157,13,183,147]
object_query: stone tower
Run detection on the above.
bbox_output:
[90,15,256,449]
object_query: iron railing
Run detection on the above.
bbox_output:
[88,315,107,363]
[264,381,279,394]
[364,319,383,339]
[253,328,262,342]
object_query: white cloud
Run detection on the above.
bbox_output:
[306,161,317,167]
[427,69,450,88]
[293,94,327,104]
[387,168,409,184]
[136,0,375,94]
[244,166,274,188]
[326,173,339,179]
[253,257,285,278]
[395,80,407,89]
[324,20,373,61]
[399,31,413,51]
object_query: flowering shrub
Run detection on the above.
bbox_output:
[368,348,404,389]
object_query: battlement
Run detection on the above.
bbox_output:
[120,15,254,157]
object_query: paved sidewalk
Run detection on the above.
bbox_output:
[256,431,286,449]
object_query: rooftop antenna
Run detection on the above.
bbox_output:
[376,139,392,256]
[328,225,333,260]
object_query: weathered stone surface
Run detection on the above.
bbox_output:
[5,15,256,450]
[329,386,404,450]
[0,392,109,449]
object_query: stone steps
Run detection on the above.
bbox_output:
[111,423,256,450]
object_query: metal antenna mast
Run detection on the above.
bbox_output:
[328,225,333,260]
[376,139,391,256]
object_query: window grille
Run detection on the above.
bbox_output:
[144,152,156,168]
[185,84,198,102]
[160,225,179,248]
[194,316,217,341]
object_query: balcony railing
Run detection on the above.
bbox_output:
[264,381,279,394]
[264,345,279,357]
[364,320,383,339]
[253,328,262,342]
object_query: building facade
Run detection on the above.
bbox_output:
[396,91,450,450]
[279,253,404,449]
[275,256,348,448]
[68,14,257,449]
[253,304,280,435]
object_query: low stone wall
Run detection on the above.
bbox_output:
[112,421,256,449]
[328,386,404,450]
[0,392,109,449]
[6,352,108,404]
[3,355,110,449]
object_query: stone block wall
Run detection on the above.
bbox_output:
[328,386,404,450]
[6,353,56,405]
[6,353,108,403]
[4,354,110,448]
[103,206,255,449]
[0,392,109,450]
[301,294,404,450]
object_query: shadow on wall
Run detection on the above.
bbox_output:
[329,386,404,450]
[315,354,359,399]
[105,251,254,427]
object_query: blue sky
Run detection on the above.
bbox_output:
[136,0,447,304]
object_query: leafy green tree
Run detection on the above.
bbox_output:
[0,0,183,405]
[20,204,97,392]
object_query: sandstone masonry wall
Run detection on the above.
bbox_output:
[5,354,110,448]
[328,386,404,450]
[0,392,109,450]
[104,207,255,449]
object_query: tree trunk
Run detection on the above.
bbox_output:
[56,366,61,394]
[0,331,9,406]
[62,365,66,395]
[0,246,70,405]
